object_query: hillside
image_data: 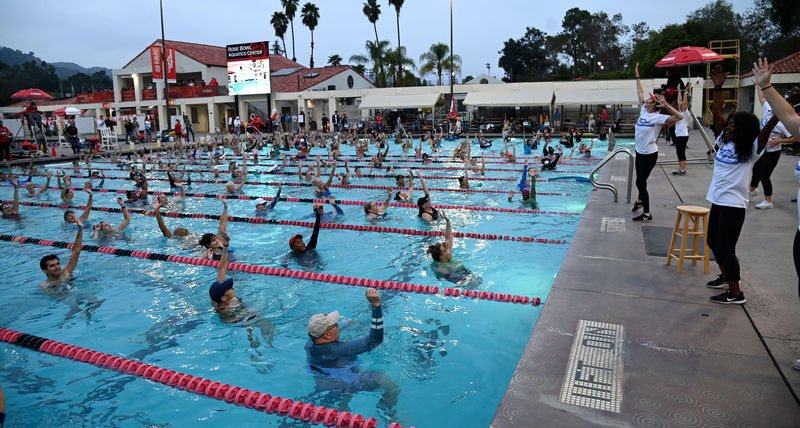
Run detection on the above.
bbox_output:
[0,47,110,79]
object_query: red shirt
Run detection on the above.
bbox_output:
[0,126,10,143]
[376,115,383,124]
[174,123,182,134]
[600,109,608,122]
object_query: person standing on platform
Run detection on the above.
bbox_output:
[0,119,12,161]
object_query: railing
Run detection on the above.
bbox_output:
[120,89,135,102]
[75,92,114,104]
[589,148,633,203]
[142,89,157,100]
[165,85,226,99]
[657,106,716,165]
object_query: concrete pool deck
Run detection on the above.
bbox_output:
[493,130,800,426]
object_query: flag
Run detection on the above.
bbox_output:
[151,46,164,81]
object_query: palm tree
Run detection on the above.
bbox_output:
[384,45,415,87]
[349,40,391,87]
[362,0,381,45]
[327,54,343,66]
[270,12,289,58]
[301,3,320,68]
[281,0,299,62]
[419,42,462,86]
[388,0,404,86]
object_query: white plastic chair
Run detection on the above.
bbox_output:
[99,128,118,151]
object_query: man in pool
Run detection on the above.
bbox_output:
[255,184,281,214]
[40,219,85,287]
[151,200,191,238]
[290,204,323,254]
[1,180,20,219]
[305,288,398,414]
[200,201,230,260]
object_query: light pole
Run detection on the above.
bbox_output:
[449,0,454,99]
[597,61,603,75]
[160,0,171,132]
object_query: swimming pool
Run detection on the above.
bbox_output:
[0,137,613,427]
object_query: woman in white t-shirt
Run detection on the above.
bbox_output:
[748,86,799,209]
[671,84,691,176]
[753,58,800,370]
[704,64,775,305]
[631,62,683,221]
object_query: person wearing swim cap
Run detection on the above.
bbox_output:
[290,204,323,254]
[255,184,282,214]
[208,237,236,314]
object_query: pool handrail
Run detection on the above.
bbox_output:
[589,148,633,203]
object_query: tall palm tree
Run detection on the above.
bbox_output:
[301,3,320,68]
[362,0,381,45]
[419,42,462,86]
[327,54,343,66]
[281,0,299,62]
[270,11,289,58]
[349,40,391,87]
[387,0,404,86]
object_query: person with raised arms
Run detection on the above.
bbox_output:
[0,179,20,219]
[426,211,482,287]
[255,183,282,214]
[39,218,84,288]
[394,169,414,202]
[416,170,440,222]
[92,197,130,239]
[364,189,393,221]
[24,171,51,196]
[199,200,230,260]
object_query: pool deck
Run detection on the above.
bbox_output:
[493,130,800,426]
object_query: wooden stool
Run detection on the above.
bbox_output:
[667,205,711,273]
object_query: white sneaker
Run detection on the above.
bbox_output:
[748,189,759,197]
[755,200,773,209]
[794,359,800,371]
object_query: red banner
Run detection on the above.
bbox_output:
[165,46,177,83]
[150,46,163,81]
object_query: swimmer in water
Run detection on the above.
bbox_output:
[364,189,392,221]
[416,171,440,222]
[199,200,230,260]
[426,211,482,286]
[39,219,85,288]
[1,180,20,219]
[290,204,323,254]
[63,189,93,225]
[153,183,186,208]
[255,184,282,213]
[92,197,131,239]
[394,169,414,202]
[152,200,191,238]
[225,158,248,194]
[508,161,538,203]
[24,171,51,196]
[313,160,336,197]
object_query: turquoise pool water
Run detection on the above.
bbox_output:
[0,137,616,427]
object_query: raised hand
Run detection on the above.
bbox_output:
[710,65,729,88]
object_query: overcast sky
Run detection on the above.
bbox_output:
[1,0,755,81]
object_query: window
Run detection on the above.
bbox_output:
[347,75,354,89]
[190,107,198,123]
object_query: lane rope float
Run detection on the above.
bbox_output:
[0,328,409,428]
[5,201,573,243]
[0,234,544,306]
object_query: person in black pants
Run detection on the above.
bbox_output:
[631,62,682,221]
[65,119,80,154]
[0,120,11,161]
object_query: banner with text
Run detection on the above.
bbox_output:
[226,41,271,95]
[165,46,177,83]
[150,46,163,81]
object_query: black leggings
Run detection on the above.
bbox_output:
[674,136,689,162]
[749,150,780,196]
[635,151,659,212]
[707,204,746,283]
[795,229,800,299]
[0,143,10,161]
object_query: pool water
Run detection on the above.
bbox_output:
[0,137,620,427]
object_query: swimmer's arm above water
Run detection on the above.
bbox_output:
[63,219,84,278]
[151,200,173,238]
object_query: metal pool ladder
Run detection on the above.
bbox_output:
[589,148,633,203]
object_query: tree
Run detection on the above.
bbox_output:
[327,54,343,66]
[764,0,800,35]
[363,0,381,45]
[498,27,554,82]
[350,40,391,87]
[270,11,289,58]
[388,0,405,86]
[556,8,592,75]
[281,0,299,62]
[301,3,320,68]
[419,43,462,86]
[384,45,415,87]
[351,64,367,75]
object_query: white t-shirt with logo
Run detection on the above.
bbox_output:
[675,109,689,137]
[795,160,800,231]
[761,101,792,153]
[706,134,764,208]
[634,105,670,154]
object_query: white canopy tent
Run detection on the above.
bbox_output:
[463,90,553,107]
[553,88,639,105]
[358,93,442,110]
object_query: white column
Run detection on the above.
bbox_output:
[208,101,217,134]
[133,74,143,102]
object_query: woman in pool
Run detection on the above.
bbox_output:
[313,160,336,197]
[416,171,440,222]
[426,212,481,286]
[364,189,393,221]
[508,161,538,203]
[199,200,230,260]
[394,169,414,202]
[631,62,683,222]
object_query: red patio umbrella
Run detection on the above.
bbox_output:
[11,88,54,100]
[655,46,724,77]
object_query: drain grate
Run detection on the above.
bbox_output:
[559,320,625,413]
[610,176,626,182]
[600,217,625,232]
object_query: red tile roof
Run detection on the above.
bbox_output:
[270,65,355,93]
[123,40,305,70]
[741,51,800,77]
